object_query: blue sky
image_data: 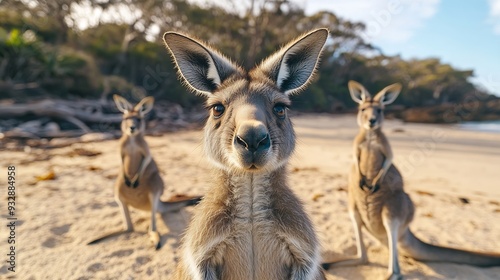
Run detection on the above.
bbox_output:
[302,0,500,95]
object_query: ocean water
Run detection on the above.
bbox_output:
[459,120,500,133]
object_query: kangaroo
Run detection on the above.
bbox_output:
[322,80,500,279]
[88,95,201,249]
[163,29,328,280]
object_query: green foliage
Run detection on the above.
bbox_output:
[76,24,126,58]
[42,47,102,97]
[0,27,101,98]
[0,28,45,83]
[0,9,64,43]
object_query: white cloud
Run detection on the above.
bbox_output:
[488,0,500,34]
[300,0,441,43]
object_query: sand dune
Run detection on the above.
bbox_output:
[2,114,499,279]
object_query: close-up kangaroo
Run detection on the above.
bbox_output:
[88,95,201,249]
[322,81,500,279]
[163,29,328,279]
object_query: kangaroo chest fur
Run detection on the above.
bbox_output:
[181,168,322,280]
[358,134,385,180]
[224,173,285,278]
[122,138,144,178]
[229,173,271,229]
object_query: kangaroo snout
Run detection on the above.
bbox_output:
[233,121,271,169]
[235,121,270,153]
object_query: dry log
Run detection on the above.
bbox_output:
[0,129,85,139]
[0,100,123,133]
[0,98,198,145]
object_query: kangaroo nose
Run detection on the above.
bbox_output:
[235,122,271,153]
[130,126,136,132]
[369,119,376,125]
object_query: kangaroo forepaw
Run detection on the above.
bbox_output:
[124,175,139,188]
[370,184,380,193]
[124,176,132,187]
[149,231,161,250]
[359,177,366,190]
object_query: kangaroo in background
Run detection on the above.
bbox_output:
[322,81,500,279]
[88,95,201,249]
[163,29,328,279]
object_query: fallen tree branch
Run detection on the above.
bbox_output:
[0,100,123,133]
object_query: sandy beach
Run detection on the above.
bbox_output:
[2,114,499,279]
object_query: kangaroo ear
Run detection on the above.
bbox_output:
[113,94,133,113]
[348,81,371,104]
[258,28,328,95]
[134,96,154,115]
[163,32,242,96]
[374,83,402,105]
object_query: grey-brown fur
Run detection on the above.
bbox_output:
[323,81,500,280]
[88,95,201,249]
[163,29,328,279]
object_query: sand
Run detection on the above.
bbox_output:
[1,114,499,279]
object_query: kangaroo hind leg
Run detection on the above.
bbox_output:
[382,209,402,280]
[149,191,162,250]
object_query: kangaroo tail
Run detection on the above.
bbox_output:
[157,195,202,213]
[400,229,500,267]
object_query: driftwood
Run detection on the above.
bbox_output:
[1,129,87,139]
[0,99,122,146]
[0,98,203,150]
[0,99,122,133]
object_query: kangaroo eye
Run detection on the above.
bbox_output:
[361,108,366,112]
[377,108,382,113]
[212,104,225,118]
[273,104,287,119]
